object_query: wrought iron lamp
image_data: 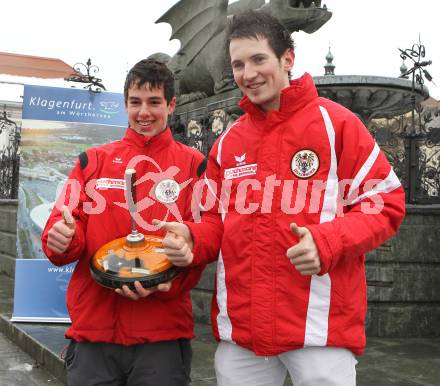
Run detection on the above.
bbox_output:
[398,38,439,203]
[64,58,106,93]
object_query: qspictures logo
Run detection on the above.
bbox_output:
[56,155,400,231]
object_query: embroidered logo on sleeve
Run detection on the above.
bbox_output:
[291,150,319,178]
[154,179,181,203]
[224,164,257,180]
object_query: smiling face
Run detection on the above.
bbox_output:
[230,37,294,112]
[125,83,176,137]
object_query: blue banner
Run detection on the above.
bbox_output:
[22,85,127,127]
[11,259,75,323]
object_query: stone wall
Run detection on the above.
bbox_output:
[192,208,440,337]
[0,200,18,278]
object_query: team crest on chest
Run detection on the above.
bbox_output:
[154,179,181,204]
[291,149,319,178]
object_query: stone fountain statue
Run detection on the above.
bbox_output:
[155,0,428,126]
[155,0,332,100]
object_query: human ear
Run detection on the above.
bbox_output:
[167,96,176,114]
[283,48,295,71]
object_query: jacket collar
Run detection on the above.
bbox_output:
[239,72,318,121]
[123,127,173,152]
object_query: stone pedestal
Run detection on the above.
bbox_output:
[192,207,440,338]
[366,206,440,337]
[0,199,18,278]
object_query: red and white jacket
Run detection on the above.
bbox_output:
[187,73,405,356]
[42,128,205,345]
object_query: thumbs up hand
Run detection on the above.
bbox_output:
[286,223,321,276]
[47,205,76,254]
[152,220,194,267]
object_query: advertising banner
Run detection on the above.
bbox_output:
[22,85,127,127]
[11,259,75,323]
[15,84,126,323]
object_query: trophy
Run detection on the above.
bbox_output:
[89,169,178,290]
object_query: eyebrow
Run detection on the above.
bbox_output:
[127,96,163,102]
[251,53,268,59]
[231,53,268,65]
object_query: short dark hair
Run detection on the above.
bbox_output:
[226,10,294,59]
[124,59,175,104]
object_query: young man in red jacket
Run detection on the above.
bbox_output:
[159,10,406,386]
[42,59,205,386]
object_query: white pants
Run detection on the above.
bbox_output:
[215,341,357,386]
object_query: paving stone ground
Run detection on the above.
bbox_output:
[0,331,64,386]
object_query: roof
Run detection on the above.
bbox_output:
[421,96,439,107]
[0,52,77,79]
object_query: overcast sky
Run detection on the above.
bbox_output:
[1,0,439,100]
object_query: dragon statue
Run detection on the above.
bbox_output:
[155,0,332,101]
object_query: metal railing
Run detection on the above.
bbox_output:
[369,38,439,204]
[0,107,21,199]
